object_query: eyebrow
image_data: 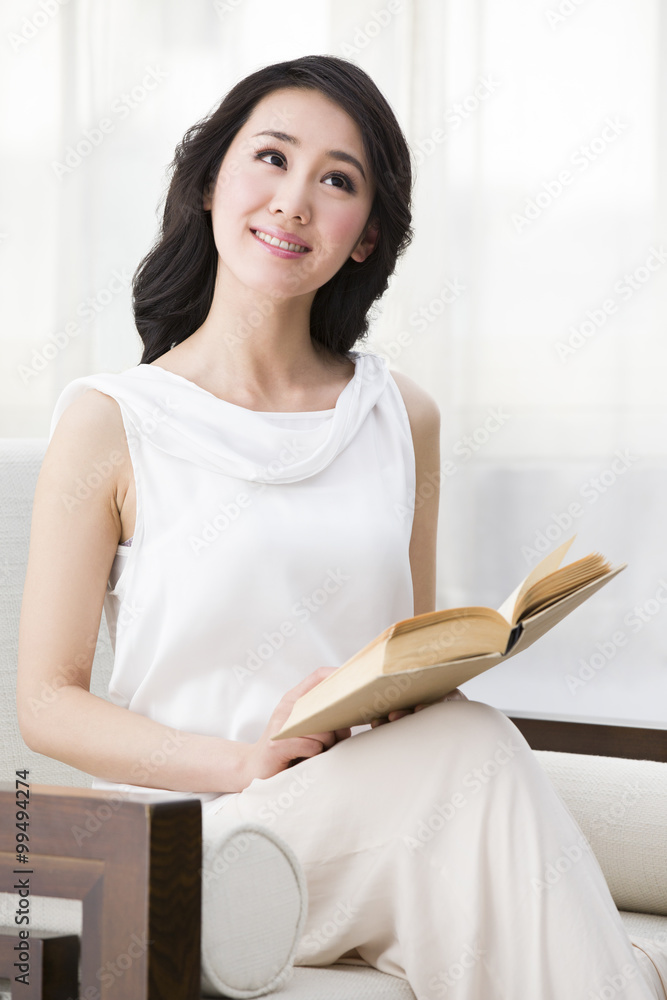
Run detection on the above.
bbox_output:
[251,130,367,182]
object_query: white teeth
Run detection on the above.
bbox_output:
[254,230,308,253]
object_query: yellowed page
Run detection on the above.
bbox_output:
[383,608,510,673]
[503,564,626,659]
[496,536,577,625]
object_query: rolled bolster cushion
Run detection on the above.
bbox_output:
[200,813,308,998]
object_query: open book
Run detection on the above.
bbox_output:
[274,537,626,740]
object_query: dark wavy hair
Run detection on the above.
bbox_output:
[133,55,414,364]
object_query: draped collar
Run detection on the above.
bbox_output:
[117,350,389,483]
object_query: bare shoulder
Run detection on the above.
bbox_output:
[43,387,130,506]
[388,369,441,437]
[50,385,127,451]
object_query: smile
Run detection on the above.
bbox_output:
[251,230,311,254]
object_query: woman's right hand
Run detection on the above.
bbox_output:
[241,667,352,786]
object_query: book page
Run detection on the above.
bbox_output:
[515,553,611,621]
[496,536,577,625]
[503,564,626,659]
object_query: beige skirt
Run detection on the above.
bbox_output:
[203,698,665,999]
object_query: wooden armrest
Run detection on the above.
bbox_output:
[0,784,201,999]
[0,926,79,1000]
[506,714,667,762]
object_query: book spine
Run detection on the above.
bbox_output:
[504,623,523,655]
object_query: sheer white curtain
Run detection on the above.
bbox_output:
[374,0,667,723]
[2,0,665,721]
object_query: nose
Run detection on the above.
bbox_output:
[268,170,311,225]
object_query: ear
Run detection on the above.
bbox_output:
[350,219,379,263]
[202,181,213,212]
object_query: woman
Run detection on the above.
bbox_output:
[17,55,665,998]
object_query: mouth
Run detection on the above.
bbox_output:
[251,229,311,254]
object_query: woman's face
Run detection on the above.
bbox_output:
[203,86,378,301]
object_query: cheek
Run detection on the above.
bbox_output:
[324,207,369,257]
[212,168,267,218]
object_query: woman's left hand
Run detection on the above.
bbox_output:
[369,688,469,728]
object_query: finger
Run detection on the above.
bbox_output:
[333,728,352,741]
[447,688,468,701]
[387,710,410,721]
[310,733,337,750]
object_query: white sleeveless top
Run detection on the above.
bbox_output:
[48,350,416,801]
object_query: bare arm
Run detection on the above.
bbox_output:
[16,389,340,793]
[390,368,441,617]
[371,370,467,726]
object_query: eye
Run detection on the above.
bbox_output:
[256,148,284,169]
[324,173,356,193]
[254,148,356,194]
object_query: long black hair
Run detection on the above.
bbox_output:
[133,55,414,364]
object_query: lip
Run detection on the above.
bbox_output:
[250,225,312,251]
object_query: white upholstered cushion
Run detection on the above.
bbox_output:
[200,816,308,998]
[534,750,667,915]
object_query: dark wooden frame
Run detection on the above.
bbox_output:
[0,926,79,1000]
[1,716,665,998]
[506,713,667,762]
[0,785,201,999]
